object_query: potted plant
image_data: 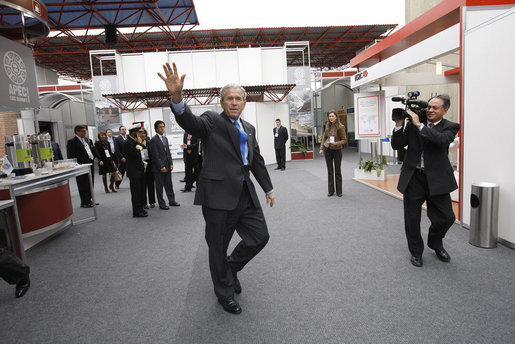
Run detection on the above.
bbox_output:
[354,155,388,180]
[290,141,307,156]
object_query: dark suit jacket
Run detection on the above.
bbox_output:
[391,118,460,196]
[150,134,173,173]
[66,136,95,164]
[115,135,127,163]
[273,125,288,149]
[124,137,145,179]
[182,132,199,162]
[51,141,63,160]
[172,104,273,211]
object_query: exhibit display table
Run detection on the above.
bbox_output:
[0,164,97,261]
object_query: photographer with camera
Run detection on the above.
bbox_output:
[391,94,460,267]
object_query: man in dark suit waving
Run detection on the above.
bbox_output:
[273,118,288,170]
[159,62,274,315]
[391,94,460,268]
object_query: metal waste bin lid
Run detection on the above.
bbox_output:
[471,182,499,188]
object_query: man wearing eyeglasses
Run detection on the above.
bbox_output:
[391,94,460,268]
[67,125,97,208]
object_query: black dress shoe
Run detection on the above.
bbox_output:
[15,278,30,298]
[179,179,185,183]
[169,201,180,207]
[133,211,148,218]
[181,188,191,192]
[159,205,170,210]
[281,167,285,171]
[81,204,93,208]
[337,193,342,197]
[434,248,451,262]
[144,205,149,209]
[274,167,281,170]
[327,193,334,197]
[88,202,99,206]
[150,204,155,208]
[218,297,242,314]
[410,256,423,267]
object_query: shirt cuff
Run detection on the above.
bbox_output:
[266,189,274,195]
[418,123,425,131]
[393,126,403,132]
[171,99,185,115]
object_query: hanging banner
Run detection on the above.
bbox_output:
[288,66,314,160]
[0,35,40,109]
[93,75,121,132]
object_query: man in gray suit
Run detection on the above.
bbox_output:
[159,62,274,315]
[150,120,180,210]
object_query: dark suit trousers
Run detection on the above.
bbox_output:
[129,176,146,215]
[275,146,286,169]
[0,248,30,285]
[143,169,156,205]
[115,161,127,187]
[403,169,456,257]
[184,155,197,189]
[324,148,343,195]
[154,171,175,206]
[201,183,270,300]
[76,165,94,205]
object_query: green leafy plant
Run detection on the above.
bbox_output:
[359,155,388,176]
[290,141,308,156]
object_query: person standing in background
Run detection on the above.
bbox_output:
[139,128,156,209]
[67,125,97,207]
[181,132,200,192]
[114,125,128,189]
[319,111,347,197]
[95,131,117,193]
[150,120,180,210]
[273,119,288,171]
[124,124,148,217]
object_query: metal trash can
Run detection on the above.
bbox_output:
[469,182,499,248]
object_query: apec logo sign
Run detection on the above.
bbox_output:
[4,51,31,104]
[354,70,368,82]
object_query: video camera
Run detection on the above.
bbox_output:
[391,91,428,123]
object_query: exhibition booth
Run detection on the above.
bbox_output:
[97,47,303,169]
[349,0,515,247]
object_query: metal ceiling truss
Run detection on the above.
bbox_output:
[102,84,296,111]
[33,24,396,80]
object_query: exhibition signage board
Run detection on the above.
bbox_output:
[0,35,40,109]
[354,92,385,139]
[93,75,121,132]
[287,66,314,159]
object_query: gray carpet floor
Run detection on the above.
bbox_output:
[1,149,514,344]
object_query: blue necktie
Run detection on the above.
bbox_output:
[234,120,248,164]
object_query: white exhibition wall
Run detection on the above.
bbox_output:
[462,5,515,244]
[116,47,290,171]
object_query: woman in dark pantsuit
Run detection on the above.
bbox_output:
[95,131,117,193]
[319,111,348,197]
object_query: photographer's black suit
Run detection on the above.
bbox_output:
[391,118,460,257]
[172,103,272,301]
